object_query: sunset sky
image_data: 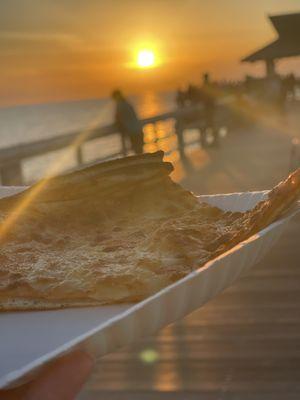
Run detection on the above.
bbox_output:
[0,0,299,106]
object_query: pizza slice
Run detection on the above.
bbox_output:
[0,151,299,310]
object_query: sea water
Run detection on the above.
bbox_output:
[0,91,175,183]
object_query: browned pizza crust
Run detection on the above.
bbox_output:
[0,151,299,311]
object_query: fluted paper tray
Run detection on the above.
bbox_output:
[0,187,298,389]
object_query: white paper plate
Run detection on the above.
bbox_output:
[0,187,298,389]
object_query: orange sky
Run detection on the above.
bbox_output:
[0,1,299,107]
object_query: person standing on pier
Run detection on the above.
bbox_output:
[112,90,144,155]
[201,73,219,147]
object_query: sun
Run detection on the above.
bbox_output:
[137,49,155,68]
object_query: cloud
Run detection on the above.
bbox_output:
[0,31,82,47]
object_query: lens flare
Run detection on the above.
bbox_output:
[139,349,159,364]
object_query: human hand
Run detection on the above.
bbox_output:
[0,350,94,400]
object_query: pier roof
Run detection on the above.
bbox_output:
[242,12,300,62]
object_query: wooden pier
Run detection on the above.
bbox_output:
[2,107,195,185]
[79,103,300,400]
[0,101,235,186]
[1,100,298,399]
[81,215,300,400]
[0,110,176,185]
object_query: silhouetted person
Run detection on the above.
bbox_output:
[201,73,219,147]
[112,90,143,154]
[265,74,281,110]
[279,74,297,113]
[278,78,288,116]
[187,84,202,105]
[176,89,186,108]
[285,73,296,100]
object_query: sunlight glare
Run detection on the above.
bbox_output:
[137,49,155,68]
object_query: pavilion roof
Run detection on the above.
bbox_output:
[242,12,300,62]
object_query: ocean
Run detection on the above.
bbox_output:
[0,91,176,183]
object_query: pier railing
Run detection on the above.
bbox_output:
[0,102,235,186]
[0,110,182,186]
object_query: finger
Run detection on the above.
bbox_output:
[26,350,94,400]
[0,350,94,400]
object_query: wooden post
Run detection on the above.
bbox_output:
[76,146,83,166]
[0,111,179,183]
[175,118,186,160]
[120,133,127,156]
[0,162,23,186]
[289,138,300,173]
[266,58,276,77]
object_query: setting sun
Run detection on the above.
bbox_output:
[137,49,155,68]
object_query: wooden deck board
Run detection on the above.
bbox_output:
[80,392,300,400]
[79,214,300,399]
[79,110,300,399]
